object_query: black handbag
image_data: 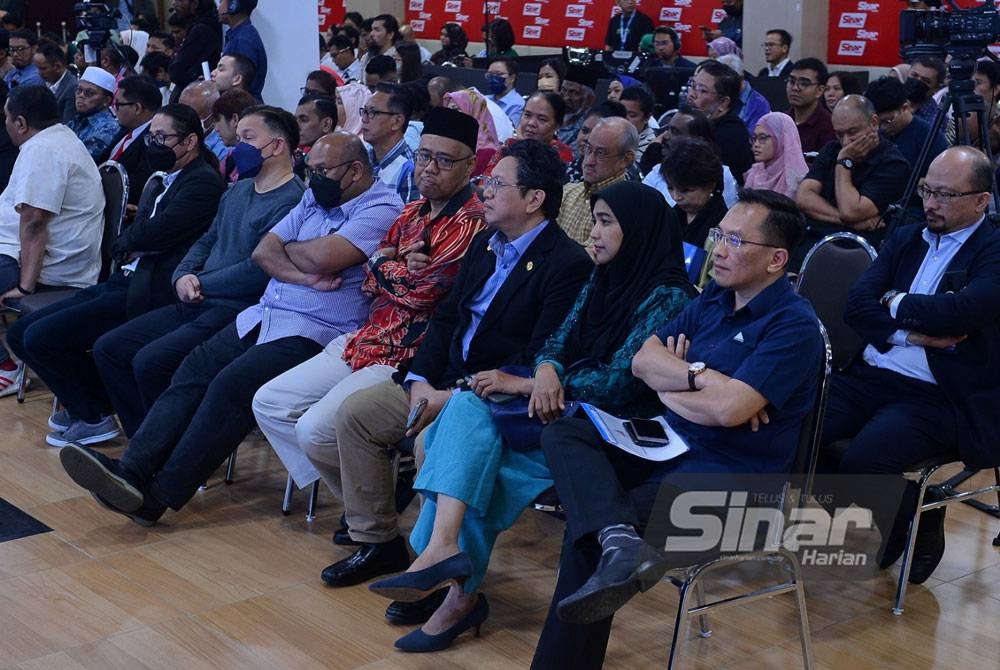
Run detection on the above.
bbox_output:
[486,365,543,453]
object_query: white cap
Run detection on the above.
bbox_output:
[80,67,117,95]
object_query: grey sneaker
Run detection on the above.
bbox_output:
[48,409,72,431]
[46,416,121,448]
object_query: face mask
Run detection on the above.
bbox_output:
[146,141,177,172]
[231,140,271,179]
[310,173,344,209]
[486,74,507,96]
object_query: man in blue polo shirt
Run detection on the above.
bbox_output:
[219,0,267,99]
[530,188,823,670]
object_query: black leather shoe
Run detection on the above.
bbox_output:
[320,535,410,587]
[385,589,448,625]
[908,508,946,584]
[333,513,361,546]
[557,541,668,625]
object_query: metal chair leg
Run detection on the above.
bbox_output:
[787,549,815,670]
[305,481,319,521]
[15,362,26,403]
[893,472,933,615]
[281,474,294,515]
[667,576,695,670]
[694,580,711,638]
[224,450,236,484]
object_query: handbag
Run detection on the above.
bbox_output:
[485,365,544,453]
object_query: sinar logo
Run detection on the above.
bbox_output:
[524,3,542,16]
[838,40,866,56]
[408,0,424,11]
[566,27,586,41]
[523,26,542,39]
[839,12,867,28]
[444,0,462,13]
[566,4,586,18]
[660,8,682,22]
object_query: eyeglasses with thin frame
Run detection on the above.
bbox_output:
[761,42,782,49]
[113,101,140,111]
[708,227,780,249]
[472,175,527,197]
[686,79,712,96]
[749,133,772,145]
[75,86,104,98]
[144,132,183,146]
[359,106,400,120]
[787,77,819,90]
[304,159,356,181]
[916,185,984,202]
[414,150,474,171]
[581,142,620,160]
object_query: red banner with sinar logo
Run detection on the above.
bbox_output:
[405,0,722,57]
[318,0,346,33]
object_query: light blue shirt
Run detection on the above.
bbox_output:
[863,218,983,384]
[204,129,229,163]
[493,89,525,127]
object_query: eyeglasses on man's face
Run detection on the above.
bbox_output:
[304,159,355,181]
[786,77,819,90]
[359,106,400,120]
[916,184,983,202]
[708,227,780,249]
[144,132,183,146]
[472,175,526,197]
[414,150,473,171]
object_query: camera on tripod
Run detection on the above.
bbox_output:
[74,1,121,50]
[900,0,1000,63]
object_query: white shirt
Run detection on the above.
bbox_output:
[47,69,69,95]
[480,90,514,141]
[765,58,790,77]
[0,125,104,287]
[108,119,151,160]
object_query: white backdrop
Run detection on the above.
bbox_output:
[251,1,320,112]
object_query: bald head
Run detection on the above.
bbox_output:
[832,94,875,124]
[428,76,458,107]
[179,80,220,120]
[312,130,371,173]
[923,146,993,233]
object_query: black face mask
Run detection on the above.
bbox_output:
[310,173,344,209]
[146,141,177,172]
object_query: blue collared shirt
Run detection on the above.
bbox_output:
[223,19,267,99]
[66,109,122,160]
[4,63,43,88]
[204,129,229,163]
[235,179,403,346]
[370,138,420,204]
[655,278,823,473]
[493,89,525,126]
[863,219,983,384]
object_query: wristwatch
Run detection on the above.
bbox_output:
[880,289,901,309]
[836,158,855,170]
[688,362,706,391]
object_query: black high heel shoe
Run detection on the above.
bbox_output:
[394,593,489,653]
[369,551,473,602]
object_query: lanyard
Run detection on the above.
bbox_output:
[618,11,636,49]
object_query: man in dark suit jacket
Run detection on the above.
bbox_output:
[820,146,1000,585]
[318,139,593,590]
[34,42,78,124]
[6,105,225,449]
[100,76,161,207]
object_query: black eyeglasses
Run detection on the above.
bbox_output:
[304,159,355,181]
[113,101,140,111]
[359,107,400,120]
[144,132,183,146]
[415,150,474,171]
[916,185,984,202]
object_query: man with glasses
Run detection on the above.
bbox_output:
[785,57,835,152]
[795,95,909,269]
[67,67,121,161]
[559,117,637,245]
[565,101,631,184]
[533,188,822,669]
[362,82,419,203]
[819,146,1000,586]
[757,29,793,78]
[486,57,524,126]
[34,42,77,123]
[252,109,486,577]
[329,33,362,85]
[57,131,402,526]
[178,80,229,162]
[685,61,754,185]
[101,77,161,207]
[3,29,41,88]
[556,65,598,152]
[317,139,590,600]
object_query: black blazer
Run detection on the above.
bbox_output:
[846,221,1000,468]
[53,72,78,124]
[99,126,154,206]
[399,221,593,388]
[757,62,793,79]
[113,154,227,318]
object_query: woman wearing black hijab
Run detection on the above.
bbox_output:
[367,182,696,653]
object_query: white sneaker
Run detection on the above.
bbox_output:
[0,362,26,399]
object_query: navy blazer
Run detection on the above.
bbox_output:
[845,220,1000,468]
[399,221,593,389]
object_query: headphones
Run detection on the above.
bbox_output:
[666,27,681,52]
[226,0,258,15]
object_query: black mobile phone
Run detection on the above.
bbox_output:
[406,398,428,430]
[625,418,670,448]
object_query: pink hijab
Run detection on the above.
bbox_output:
[337,83,372,136]
[443,88,501,151]
[742,112,809,199]
[708,37,743,60]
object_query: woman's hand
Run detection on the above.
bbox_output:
[528,363,565,424]
[470,369,532,398]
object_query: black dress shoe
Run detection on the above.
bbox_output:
[91,491,166,527]
[385,589,449,625]
[320,535,410,588]
[908,508,946,584]
[557,541,668,625]
[333,513,361,546]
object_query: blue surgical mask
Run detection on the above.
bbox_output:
[486,73,507,96]
[231,139,275,179]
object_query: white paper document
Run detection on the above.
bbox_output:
[579,402,691,462]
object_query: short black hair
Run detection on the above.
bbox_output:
[365,54,397,77]
[791,57,829,85]
[911,56,946,86]
[661,137,722,192]
[331,33,354,52]
[102,45,125,69]
[698,61,742,104]
[538,57,567,88]
[584,100,627,120]
[490,56,517,80]
[401,80,430,119]
[212,88,257,119]
[242,104,300,155]
[374,82,413,123]
[864,76,906,115]
[654,25,680,45]
[486,18,515,54]
[372,13,400,41]
[6,84,58,130]
[344,11,364,26]
[976,59,1000,89]
[620,85,654,118]
[672,108,715,143]
[298,91,338,127]
[737,188,806,252]
[8,29,36,46]
[224,52,256,90]
[767,29,792,47]
[117,75,162,112]
[149,31,176,50]
[140,51,171,77]
[527,90,566,126]
[306,69,338,96]
[502,138,566,221]
[828,70,863,96]
[36,42,67,66]
[338,25,360,49]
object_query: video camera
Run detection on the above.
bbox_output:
[900,0,1000,62]
[74,1,121,50]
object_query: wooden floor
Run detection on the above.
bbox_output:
[2,383,1000,670]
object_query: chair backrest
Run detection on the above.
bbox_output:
[97,160,129,281]
[794,232,877,372]
[794,321,833,498]
[682,242,707,285]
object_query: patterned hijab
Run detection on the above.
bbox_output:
[443,88,501,152]
[337,83,372,136]
[708,37,743,60]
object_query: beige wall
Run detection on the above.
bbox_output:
[742,0,829,75]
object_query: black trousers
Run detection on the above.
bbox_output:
[6,274,131,422]
[531,416,665,670]
[117,323,321,510]
[92,302,241,437]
